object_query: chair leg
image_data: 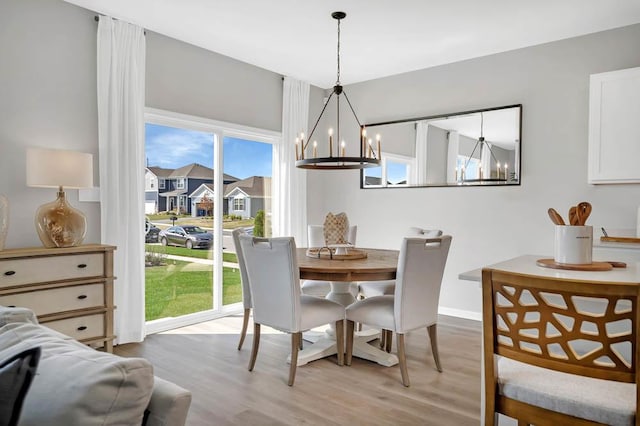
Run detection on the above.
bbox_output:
[335,320,344,366]
[397,333,410,387]
[237,308,251,350]
[248,323,261,371]
[385,330,392,353]
[427,324,442,372]
[288,332,301,386]
[517,421,528,426]
[379,329,386,349]
[346,320,355,366]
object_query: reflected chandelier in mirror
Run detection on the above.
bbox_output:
[360,104,522,188]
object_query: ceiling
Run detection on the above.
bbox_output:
[64,0,640,89]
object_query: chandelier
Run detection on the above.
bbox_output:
[460,112,507,182]
[295,12,381,170]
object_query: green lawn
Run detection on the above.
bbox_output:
[145,244,237,263]
[145,260,242,321]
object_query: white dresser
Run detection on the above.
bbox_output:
[0,244,116,352]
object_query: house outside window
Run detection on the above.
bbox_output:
[233,198,245,211]
[176,178,185,189]
[159,178,165,189]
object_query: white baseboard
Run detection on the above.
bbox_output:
[438,306,482,322]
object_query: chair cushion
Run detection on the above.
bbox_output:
[299,296,345,331]
[498,357,635,426]
[358,280,396,298]
[300,280,332,298]
[0,322,154,426]
[346,296,395,331]
[323,212,349,245]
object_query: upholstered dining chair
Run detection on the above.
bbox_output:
[301,224,358,298]
[232,228,251,350]
[238,234,346,386]
[358,227,443,350]
[482,268,640,426]
[345,235,452,387]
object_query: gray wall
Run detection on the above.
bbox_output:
[307,24,640,319]
[426,125,448,184]
[1,0,323,249]
[0,0,101,248]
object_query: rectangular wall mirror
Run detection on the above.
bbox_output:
[360,104,522,188]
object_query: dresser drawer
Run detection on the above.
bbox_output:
[0,283,104,316]
[0,253,104,288]
[43,313,105,341]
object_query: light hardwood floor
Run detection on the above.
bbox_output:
[115,314,482,425]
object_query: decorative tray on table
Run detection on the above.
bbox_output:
[306,245,368,260]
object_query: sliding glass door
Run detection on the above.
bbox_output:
[143,109,278,333]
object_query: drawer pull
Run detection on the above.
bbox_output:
[77,295,88,300]
[77,326,88,331]
[77,264,88,269]
[7,305,16,308]
[4,271,16,276]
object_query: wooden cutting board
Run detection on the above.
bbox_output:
[600,236,640,244]
[536,258,620,271]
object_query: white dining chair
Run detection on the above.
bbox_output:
[358,227,443,349]
[232,228,252,350]
[358,227,443,299]
[238,234,346,386]
[345,235,452,387]
[301,224,358,298]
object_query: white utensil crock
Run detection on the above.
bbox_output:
[554,225,592,264]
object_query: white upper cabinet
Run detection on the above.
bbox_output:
[588,66,640,184]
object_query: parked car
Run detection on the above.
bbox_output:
[145,224,161,243]
[144,218,161,243]
[159,225,213,249]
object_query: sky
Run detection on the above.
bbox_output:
[145,123,272,179]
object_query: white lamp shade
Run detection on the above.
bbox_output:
[26,148,93,189]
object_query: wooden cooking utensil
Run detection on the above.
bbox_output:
[547,208,565,225]
[568,206,579,226]
[577,202,592,226]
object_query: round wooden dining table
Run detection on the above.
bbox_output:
[293,247,400,367]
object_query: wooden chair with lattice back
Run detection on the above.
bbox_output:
[482,268,640,426]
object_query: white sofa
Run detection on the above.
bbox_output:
[0,306,191,426]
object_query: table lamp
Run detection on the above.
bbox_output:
[26,148,93,248]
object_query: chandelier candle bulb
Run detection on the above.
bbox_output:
[295,138,299,161]
[479,166,483,179]
[361,129,366,157]
[329,128,334,157]
[313,141,318,158]
[376,134,381,159]
[496,162,501,179]
[505,163,508,180]
[341,140,346,157]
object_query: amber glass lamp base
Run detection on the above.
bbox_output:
[35,190,86,248]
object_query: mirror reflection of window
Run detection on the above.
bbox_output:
[362,153,414,187]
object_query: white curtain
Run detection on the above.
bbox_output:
[97,17,146,344]
[446,131,460,183]
[415,121,429,185]
[273,77,309,243]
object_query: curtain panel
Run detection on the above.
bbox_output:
[273,77,309,243]
[97,16,146,344]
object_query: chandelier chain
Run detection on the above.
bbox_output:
[336,18,341,84]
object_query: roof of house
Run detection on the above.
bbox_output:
[147,166,173,178]
[147,164,240,182]
[224,176,271,198]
